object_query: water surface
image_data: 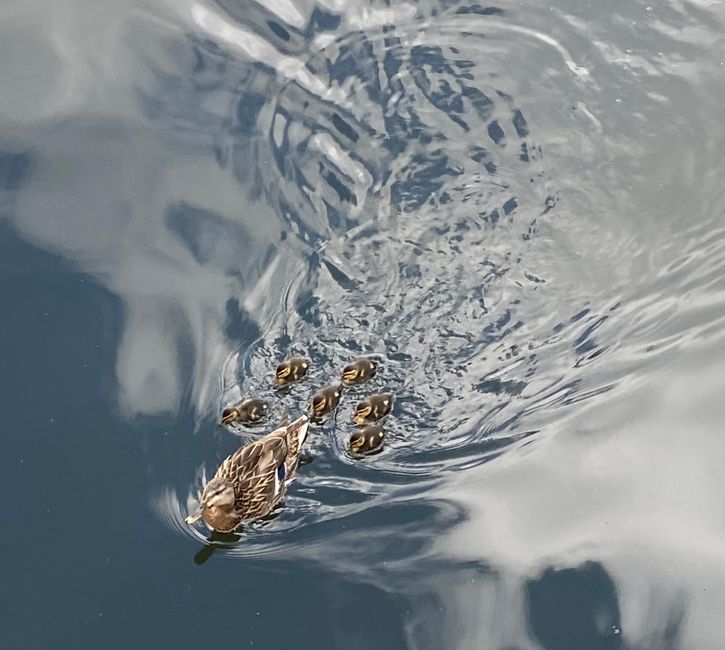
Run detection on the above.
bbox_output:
[2,0,725,647]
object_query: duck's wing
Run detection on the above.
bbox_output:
[216,433,290,519]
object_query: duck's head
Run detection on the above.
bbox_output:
[185,477,236,530]
[202,477,235,510]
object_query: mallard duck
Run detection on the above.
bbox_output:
[341,357,377,385]
[309,383,343,418]
[185,414,309,532]
[353,393,393,425]
[275,356,310,386]
[219,398,269,426]
[349,424,385,455]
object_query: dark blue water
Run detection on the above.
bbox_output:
[2,1,725,648]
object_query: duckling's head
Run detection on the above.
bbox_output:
[342,364,360,384]
[353,403,372,425]
[349,431,366,453]
[310,393,327,414]
[219,407,240,426]
[275,363,292,384]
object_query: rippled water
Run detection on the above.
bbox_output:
[3,0,725,647]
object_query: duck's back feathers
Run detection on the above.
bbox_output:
[212,415,309,522]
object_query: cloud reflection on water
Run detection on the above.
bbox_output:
[3,0,725,648]
[435,341,725,648]
[6,118,292,419]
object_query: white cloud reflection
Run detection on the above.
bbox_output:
[3,2,725,648]
[6,120,290,419]
[436,339,725,648]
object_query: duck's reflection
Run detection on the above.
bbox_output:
[192,531,242,566]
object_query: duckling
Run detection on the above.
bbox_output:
[341,357,377,386]
[309,383,344,418]
[185,414,310,532]
[349,424,385,456]
[353,393,393,425]
[275,356,310,386]
[219,398,269,426]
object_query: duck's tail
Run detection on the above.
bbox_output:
[284,414,309,472]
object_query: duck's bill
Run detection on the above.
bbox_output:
[185,508,203,525]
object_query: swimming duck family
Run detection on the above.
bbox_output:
[189,355,395,532]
